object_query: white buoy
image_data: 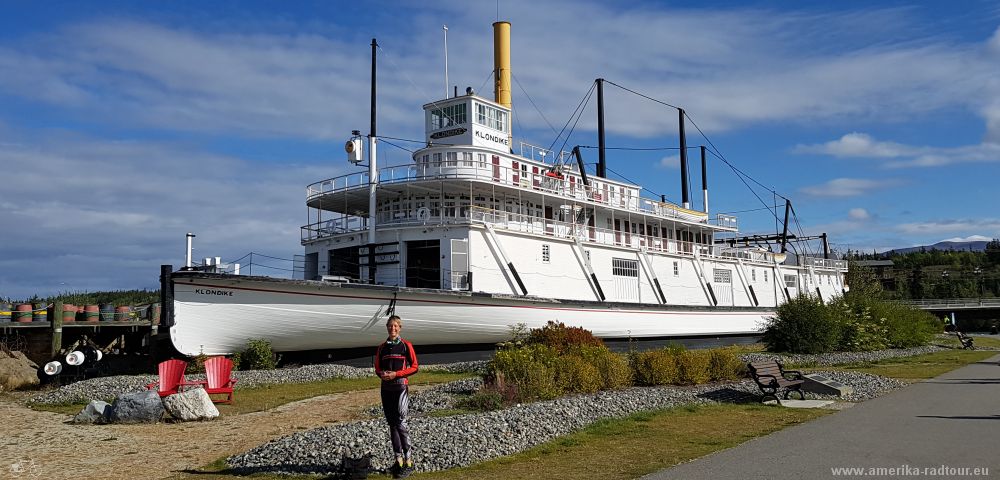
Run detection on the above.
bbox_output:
[66,351,85,366]
[43,361,63,375]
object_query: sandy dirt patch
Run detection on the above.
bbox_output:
[0,386,430,479]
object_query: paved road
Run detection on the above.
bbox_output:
[645,354,1000,479]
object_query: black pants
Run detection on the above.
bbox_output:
[381,385,410,457]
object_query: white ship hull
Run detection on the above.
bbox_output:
[170,273,771,356]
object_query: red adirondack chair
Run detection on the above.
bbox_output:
[146,359,188,397]
[193,356,238,404]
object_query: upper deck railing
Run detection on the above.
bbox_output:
[307,158,735,228]
[797,256,848,270]
[297,206,825,271]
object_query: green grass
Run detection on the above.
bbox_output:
[936,334,1000,350]
[167,404,829,480]
[29,371,473,416]
[810,349,996,380]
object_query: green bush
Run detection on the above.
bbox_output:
[455,390,504,411]
[579,346,633,390]
[867,299,940,348]
[708,347,746,381]
[527,321,604,353]
[489,343,560,401]
[555,355,603,394]
[232,338,278,370]
[674,349,711,385]
[630,349,678,386]
[763,295,841,353]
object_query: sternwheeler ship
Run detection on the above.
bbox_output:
[165,22,847,356]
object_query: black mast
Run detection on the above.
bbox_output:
[596,78,606,178]
[679,108,689,208]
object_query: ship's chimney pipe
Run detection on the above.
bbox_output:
[700,145,708,213]
[679,108,690,209]
[185,232,195,268]
[493,21,512,145]
[597,78,606,178]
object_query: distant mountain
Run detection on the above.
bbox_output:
[889,240,989,255]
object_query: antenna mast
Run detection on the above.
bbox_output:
[443,25,449,98]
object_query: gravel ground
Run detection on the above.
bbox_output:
[228,348,923,476]
[29,361,488,406]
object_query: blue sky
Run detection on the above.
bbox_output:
[2,1,999,300]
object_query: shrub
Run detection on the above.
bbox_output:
[578,346,633,390]
[762,295,841,353]
[527,321,603,353]
[708,347,746,381]
[869,300,939,348]
[455,390,504,411]
[489,343,560,401]
[232,338,278,370]
[555,355,603,394]
[674,349,711,385]
[186,353,210,374]
[630,349,678,386]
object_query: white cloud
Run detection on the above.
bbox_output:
[657,155,679,169]
[895,219,1000,236]
[793,132,1000,167]
[799,178,898,197]
[940,235,992,242]
[0,4,998,143]
[848,208,870,220]
[0,132,341,300]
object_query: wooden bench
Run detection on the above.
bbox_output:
[748,360,806,404]
[956,331,975,350]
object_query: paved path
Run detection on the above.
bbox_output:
[645,355,1000,479]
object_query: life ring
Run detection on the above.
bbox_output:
[416,207,431,222]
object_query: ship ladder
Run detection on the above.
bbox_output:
[735,258,759,307]
[483,223,528,295]
[691,249,718,306]
[572,237,605,301]
[637,249,666,304]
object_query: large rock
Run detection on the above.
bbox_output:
[163,387,219,421]
[74,400,111,424]
[107,390,165,424]
[0,351,39,391]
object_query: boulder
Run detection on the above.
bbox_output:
[0,351,39,391]
[163,387,219,421]
[107,390,164,424]
[73,400,111,424]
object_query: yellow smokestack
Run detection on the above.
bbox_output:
[493,21,511,110]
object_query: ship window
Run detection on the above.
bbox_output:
[476,103,509,132]
[421,154,429,165]
[446,151,458,166]
[430,103,467,130]
[673,261,679,276]
[713,269,732,284]
[612,258,639,277]
[462,152,473,166]
[751,269,756,282]
[541,244,550,263]
[433,152,442,166]
[764,270,769,283]
[784,274,797,288]
[477,153,487,168]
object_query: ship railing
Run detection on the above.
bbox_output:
[306,159,724,226]
[717,247,776,264]
[798,257,848,270]
[466,206,717,258]
[301,205,723,259]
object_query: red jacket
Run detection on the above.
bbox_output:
[375,338,418,386]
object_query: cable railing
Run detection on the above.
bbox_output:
[301,206,795,267]
[306,156,727,227]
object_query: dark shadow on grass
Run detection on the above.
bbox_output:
[696,387,758,404]
[924,379,1000,385]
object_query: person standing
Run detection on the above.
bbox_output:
[375,315,418,478]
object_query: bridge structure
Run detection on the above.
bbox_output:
[897,298,1000,331]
